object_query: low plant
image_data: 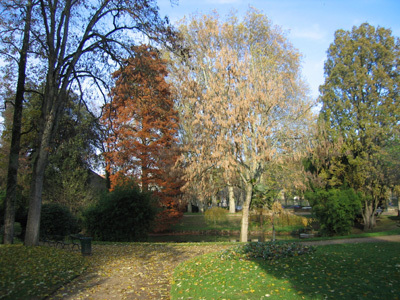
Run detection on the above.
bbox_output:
[220,241,315,261]
[204,207,228,226]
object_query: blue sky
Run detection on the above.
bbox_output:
[158,0,400,100]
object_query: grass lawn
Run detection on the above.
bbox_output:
[170,213,242,232]
[171,242,400,299]
[0,245,88,299]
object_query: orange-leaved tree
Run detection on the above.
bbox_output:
[102,44,182,232]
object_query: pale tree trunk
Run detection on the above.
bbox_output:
[211,194,217,207]
[362,199,377,231]
[3,0,33,245]
[187,201,192,213]
[228,186,235,213]
[240,183,253,242]
[198,198,205,213]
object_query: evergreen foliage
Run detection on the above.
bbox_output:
[316,23,400,230]
[83,184,157,242]
[305,188,362,236]
[40,203,80,239]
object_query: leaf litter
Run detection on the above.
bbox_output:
[47,243,231,300]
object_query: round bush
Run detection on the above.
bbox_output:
[40,203,80,239]
[204,207,228,226]
[83,184,157,242]
[305,188,362,236]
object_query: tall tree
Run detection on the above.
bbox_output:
[319,23,400,230]
[102,44,182,230]
[43,93,102,214]
[169,9,314,242]
[0,0,177,246]
[1,0,33,244]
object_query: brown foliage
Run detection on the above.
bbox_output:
[102,44,183,231]
[169,9,315,240]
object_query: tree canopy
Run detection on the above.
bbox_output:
[168,8,314,241]
[102,44,182,231]
[0,0,178,245]
[318,23,400,230]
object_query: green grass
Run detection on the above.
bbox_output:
[171,213,242,231]
[0,245,88,299]
[157,212,400,243]
[171,242,400,299]
[171,212,305,233]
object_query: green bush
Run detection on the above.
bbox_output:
[305,188,362,236]
[83,184,157,241]
[220,241,315,261]
[204,207,228,226]
[40,203,80,239]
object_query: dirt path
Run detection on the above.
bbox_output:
[47,236,400,300]
[47,243,231,300]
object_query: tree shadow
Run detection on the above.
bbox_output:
[251,242,400,299]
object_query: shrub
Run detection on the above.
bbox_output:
[305,188,362,236]
[204,207,228,226]
[220,241,315,261]
[83,184,157,241]
[40,203,80,239]
[0,188,28,237]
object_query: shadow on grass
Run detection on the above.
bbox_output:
[252,242,400,299]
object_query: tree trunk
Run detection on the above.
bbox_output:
[259,209,265,242]
[187,201,192,213]
[271,212,276,242]
[362,201,377,231]
[228,186,235,213]
[240,183,252,242]
[198,198,205,213]
[211,194,217,207]
[24,110,56,246]
[397,195,400,217]
[3,0,33,245]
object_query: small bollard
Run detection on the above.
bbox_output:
[80,237,92,255]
